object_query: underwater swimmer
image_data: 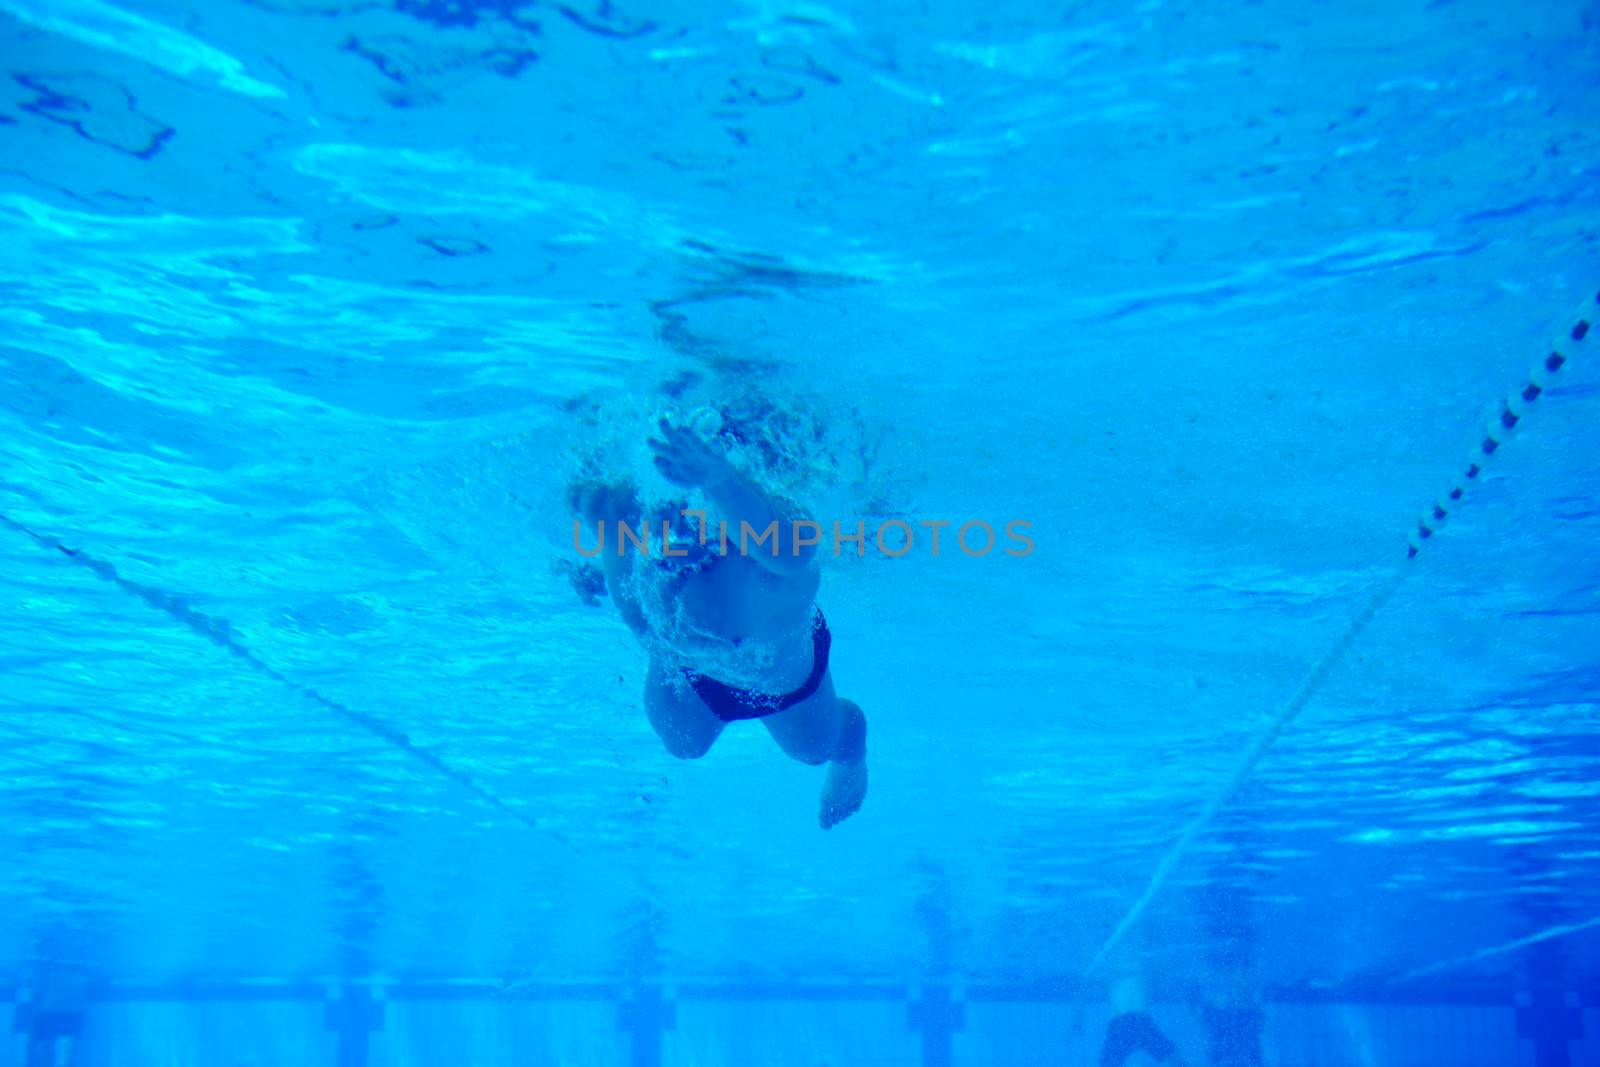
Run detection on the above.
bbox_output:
[571,419,867,828]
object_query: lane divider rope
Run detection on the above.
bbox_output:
[0,511,630,891]
[1084,290,1597,977]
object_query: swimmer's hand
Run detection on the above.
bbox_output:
[569,480,640,526]
[648,419,732,488]
[652,418,817,575]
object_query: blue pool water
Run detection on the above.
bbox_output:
[2,0,1599,1063]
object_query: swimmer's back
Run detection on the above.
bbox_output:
[643,551,820,689]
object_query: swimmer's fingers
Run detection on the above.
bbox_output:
[648,421,684,452]
[647,437,683,471]
[653,455,695,486]
[656,418,710,452]
[653,418,689,450]
[649,422,703,460]
[650,419,722,487]
[681,427,717,455]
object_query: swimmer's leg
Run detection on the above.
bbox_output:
[645,657,726,759]
[761,677,868,828]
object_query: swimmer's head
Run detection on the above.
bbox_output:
[696,397,796,478]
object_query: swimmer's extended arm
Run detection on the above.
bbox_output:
[703,465,818,575]
[603,551,651,635]
[571,481,651,635]
[648,420,817,575]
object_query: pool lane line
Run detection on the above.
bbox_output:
[1390,913,1600,983]
[1406,296,1593,557]
[0,511,631,892]
[1084,290,1597,978]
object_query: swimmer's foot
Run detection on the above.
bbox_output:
[819,758,867,829]
[820,698,868,829]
